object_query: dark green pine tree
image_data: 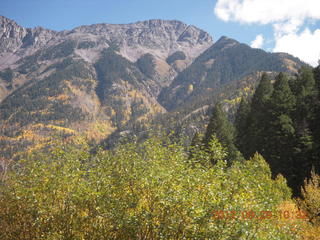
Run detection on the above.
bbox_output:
[238,73,273,158]
[313,65,320,166]
[251,73,274,111]
[291,67,319,192]
[315,64,320,92]
[267,73,297,190]
[315,66,320,178]
[270,73,296,114]
[299,67,317,94]
[203,103,241,164]
[312,65,320,140]
[234,98,251,158]
[292,121,315,195]
[293,67,316,151]
[293,67,317,121]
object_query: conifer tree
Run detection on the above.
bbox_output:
[312,65,320,164]
[203,103,241,164]
[237,73,273,158]
[314,64,320,92]
[270,73,296,114]
[261,73,297,192]
[293,67,317,123]
[235,98,251,158]
[251,73,273,111]
[291,68,319,194]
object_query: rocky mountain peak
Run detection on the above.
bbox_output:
[0,16,27,54]
[0,16,57,69]
[214,36,239,49]
[0,17,213,71]
[21,26,56,49]
[71,19,213,62]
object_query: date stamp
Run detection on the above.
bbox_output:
[212,209,308,221]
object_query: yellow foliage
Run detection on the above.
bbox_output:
[19,129,37,141]
[110,108,116,116]
[298,170,320,225]
[297,171,320,239]
[46,124,76,134]
[187,84,194,93]
[26,139,52,153]
[83,120,116,142]
[48,94,69,101]
[223,97,242,106]
[244,87,251,93]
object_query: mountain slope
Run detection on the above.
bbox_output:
[158,36,307,111]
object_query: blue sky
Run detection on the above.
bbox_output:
[1,0,320,66]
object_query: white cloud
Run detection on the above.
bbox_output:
[273,28,320,67]
[214,0,320,65]
[251,34,264,48]
[214,0,320,27]
[214,0,320,37]
[273,19,303,37]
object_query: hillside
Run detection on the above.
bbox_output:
[158,36,306,111]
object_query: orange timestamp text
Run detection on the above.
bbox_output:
[212,209,308,221]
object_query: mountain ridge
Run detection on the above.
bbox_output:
[0,16,213,68]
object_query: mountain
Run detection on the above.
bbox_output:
[0,16,212,100]
[158,36,306,111]
[104,38,307,148]
[0,16,213,158]
[0,16,307,158]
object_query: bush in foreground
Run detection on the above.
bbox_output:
[0,136,306,239]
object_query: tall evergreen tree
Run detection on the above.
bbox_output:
[314,64,320,92]
[312,65,320,163]
[251,73,273,111]
[237,73,273,158]
[256,72,308,194]
[292,67,317,123]
[235,98,251,158]
[292,67,317,193]
[203,103,241,164]
[267,73,296,179]
[270,73,296,114]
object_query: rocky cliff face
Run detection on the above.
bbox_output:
[70,19,213,91]
[73,19,212,61]
[0,16,56,69]
[0,16,26,54]
[0,16,212,76]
